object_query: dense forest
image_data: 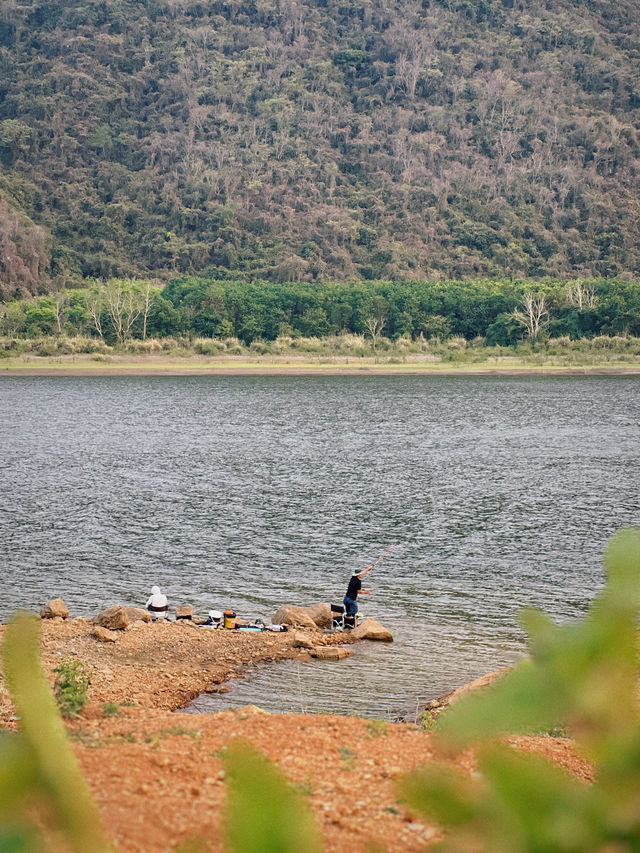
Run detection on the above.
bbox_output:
[1,0,639,297]
[3,277,639,346]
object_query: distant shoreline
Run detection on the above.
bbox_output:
[1,354,640,377]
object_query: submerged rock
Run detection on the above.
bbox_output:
[40,598,69,620]
[93,605,129,630]
[351,618,393,642]
[310,646,353,661]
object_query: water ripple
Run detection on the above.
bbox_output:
[1,374,639,717]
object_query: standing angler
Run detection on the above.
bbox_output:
[343,564,373,622]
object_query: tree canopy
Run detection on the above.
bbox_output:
[0,0,639,294]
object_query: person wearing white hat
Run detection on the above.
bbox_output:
[146,585,169,620]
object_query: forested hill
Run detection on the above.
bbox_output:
[1,0,640,297]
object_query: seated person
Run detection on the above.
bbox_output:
[146,585,169,620]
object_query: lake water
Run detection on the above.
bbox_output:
[1,375,638,718]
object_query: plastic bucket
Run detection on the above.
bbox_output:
[223,609,236,629]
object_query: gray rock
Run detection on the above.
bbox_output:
[93,605,129,631]
[40,598,69,620]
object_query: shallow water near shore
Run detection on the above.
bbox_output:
[2,375,639,718]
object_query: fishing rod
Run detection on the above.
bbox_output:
[369,543,398,569]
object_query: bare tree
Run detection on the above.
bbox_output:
[567,281,598,310]
[104,279,142,344]
[52,291,68,334]
[87,280,144,343]
[513,293,549,341]
[87,289,105,339]
[363,298,387,351]
[140,281,153,341]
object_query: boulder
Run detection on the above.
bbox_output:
[40,598,69,620]
[125,607,151,623]
[271,606,318,631]
[92,626,117,643]
[176,605,194,621]
[93,605,129,631]
[310,646,353,661]
[302,603,332,628]
[351,618,393,642]
[292,631,316,650]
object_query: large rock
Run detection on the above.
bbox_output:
[310,646,353,661]
[271,606,318,631]
[302,603,332,628]
[351,618,393,642]
[125,607,151,623]
[292,631,316,649]
[176,605,194,621]
[93,605,129,631]
[92,626,117,643]
[40,598,69,620]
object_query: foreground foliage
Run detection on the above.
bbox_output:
[1,527,639,851]
[401,526,640,852]
[1,613,112,852]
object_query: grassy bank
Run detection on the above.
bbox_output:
[1,334,640,375]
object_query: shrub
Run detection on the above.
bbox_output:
[125,338,164,354]
[194,338,223,355]
[223,337,244,352]
[53,657,90,718]
[36,342,57,357]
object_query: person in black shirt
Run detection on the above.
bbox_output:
[343,564,373,620]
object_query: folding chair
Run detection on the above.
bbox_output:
[330,603,345,630]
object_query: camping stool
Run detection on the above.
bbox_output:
[330,603,345,630]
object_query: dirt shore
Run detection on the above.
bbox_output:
[1,352,640,376]
[0,618,592,852]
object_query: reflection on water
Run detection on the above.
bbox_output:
[1,375,639,717]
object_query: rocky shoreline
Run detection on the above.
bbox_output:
[1,598,394,722]
[0,604,591,853]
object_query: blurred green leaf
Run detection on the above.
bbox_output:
[0,731,38,815]
[0,827,42,853]
[2,611,112,852]
[400,527,640,852]
[223,741,324,853]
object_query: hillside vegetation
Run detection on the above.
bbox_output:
[1,0,639,294]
